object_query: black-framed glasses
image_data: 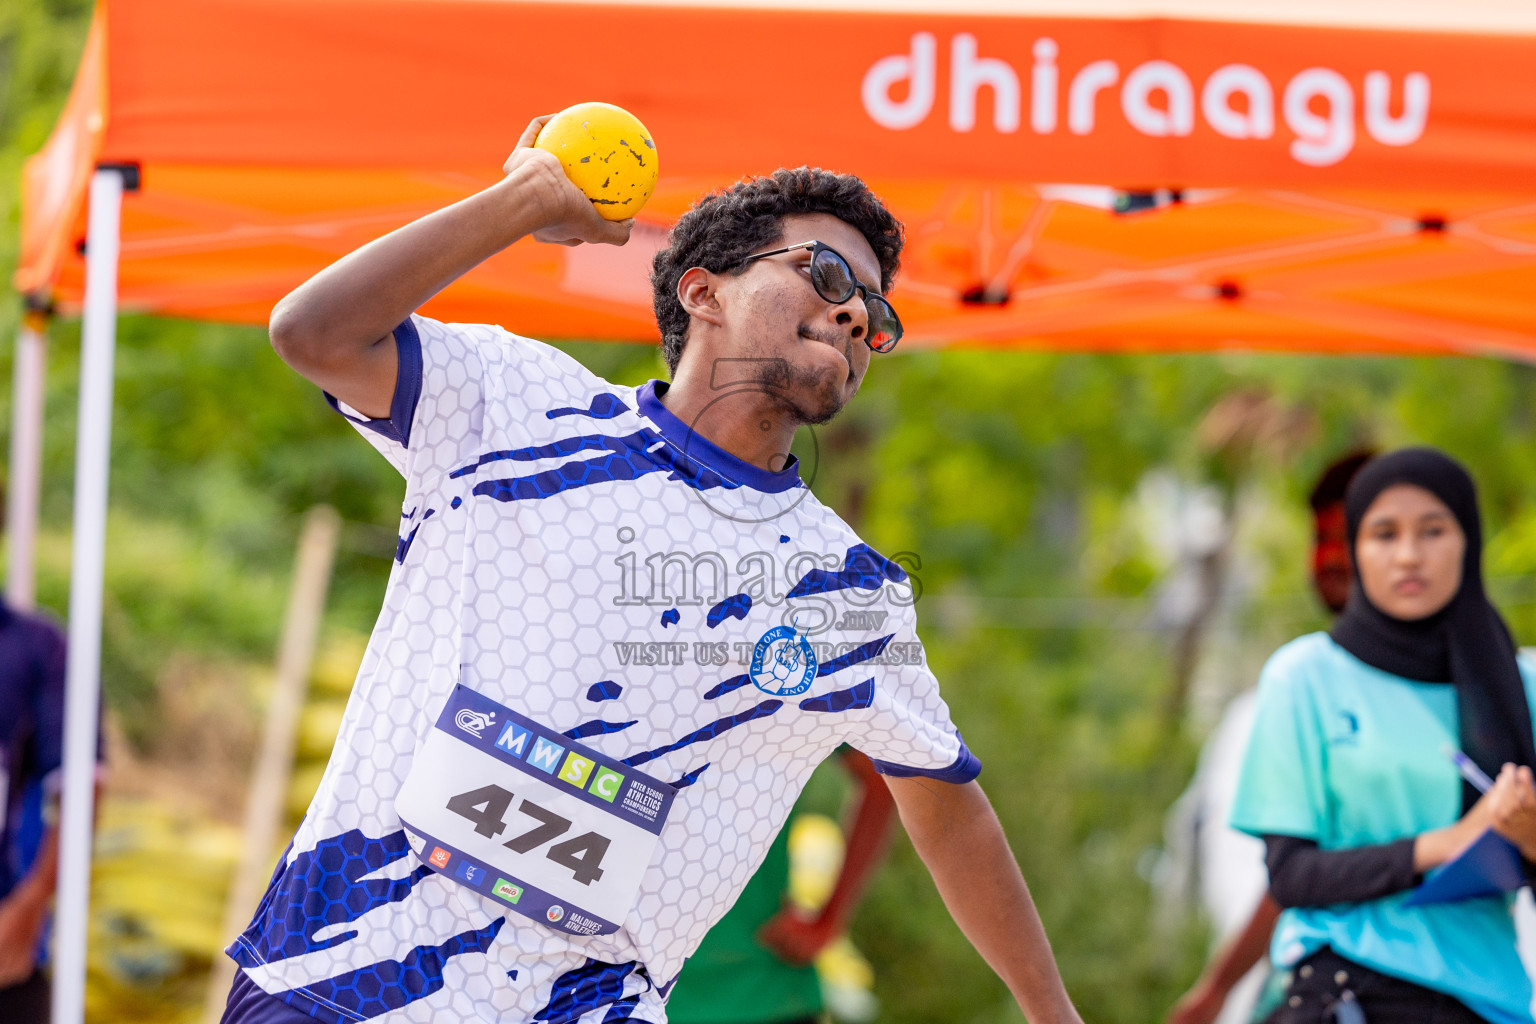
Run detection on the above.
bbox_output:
[737,240,903,353]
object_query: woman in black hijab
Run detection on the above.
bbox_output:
[1231,447,1536,1024]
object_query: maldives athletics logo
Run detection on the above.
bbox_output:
[748,624,818,697]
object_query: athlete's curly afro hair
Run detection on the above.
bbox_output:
[650,167,904,376]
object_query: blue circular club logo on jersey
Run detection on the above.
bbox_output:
[749,625,818,697]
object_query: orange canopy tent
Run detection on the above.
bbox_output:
[19,0,1536,357]
[13,2,1536,1022]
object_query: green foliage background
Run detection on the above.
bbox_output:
[8,3,1536,1022]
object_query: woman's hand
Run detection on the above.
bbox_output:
[1487,763,1536,860]
[1413,786,1495,872]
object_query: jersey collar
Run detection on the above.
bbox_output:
[637,381,803,494]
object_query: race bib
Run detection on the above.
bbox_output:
[395,685,676,937]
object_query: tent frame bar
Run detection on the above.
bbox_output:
[53,166,124,1024]
[6,304,49,610]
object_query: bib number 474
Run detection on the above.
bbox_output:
[446,784,610,885]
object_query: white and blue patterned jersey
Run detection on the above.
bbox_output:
[227,315,978,1024]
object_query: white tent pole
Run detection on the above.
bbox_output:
[7,306,49,611]
[53,167,124,1024]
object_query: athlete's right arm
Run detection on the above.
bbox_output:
[269,115,632,418]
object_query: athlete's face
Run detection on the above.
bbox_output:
[721,213,880,424]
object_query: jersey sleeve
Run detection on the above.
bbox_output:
[846,614,981,784]
[1230,646,1329,841]
[324,314,608,489]
[324,315,473,479]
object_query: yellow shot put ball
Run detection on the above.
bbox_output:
[534,102,658,221]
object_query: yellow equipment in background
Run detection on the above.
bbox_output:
[788,814,880,1024]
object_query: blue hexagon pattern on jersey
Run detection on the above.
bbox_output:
[533,958,642,1024]
[230,829,431,968]
[449,429,650,480]
[620,699,783,768]
[705,593,752,628]
[785,543,907,598]
[816,634,895,678]
[545,392,629,420]
[799,677,876,713]
[469,427,739,505]
[585,680,623,702]
[602,995,644,1022]
[277,916,504,1023]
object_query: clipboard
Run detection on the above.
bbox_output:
[1404,828,1526,906]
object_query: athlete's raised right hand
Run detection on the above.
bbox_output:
[272,114,634,419]
[503,115,634,248]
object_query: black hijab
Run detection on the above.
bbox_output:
[1330,447,1536,812]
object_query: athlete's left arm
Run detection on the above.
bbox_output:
[887,777,1084,1024]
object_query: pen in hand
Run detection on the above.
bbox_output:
[1442,743,1495,794]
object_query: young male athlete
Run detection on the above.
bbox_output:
[219,115,1082,1024]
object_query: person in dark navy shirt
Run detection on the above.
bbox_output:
[0,599,69,1022]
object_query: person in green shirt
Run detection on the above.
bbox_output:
[1232,447,1536,1024]
[667,750,895,1024]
